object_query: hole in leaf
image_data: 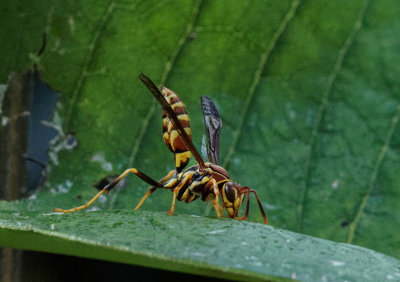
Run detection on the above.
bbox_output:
[0,70,60,199]
[25,73,59,192]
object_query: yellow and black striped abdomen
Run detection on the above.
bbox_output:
[161,86,192,172]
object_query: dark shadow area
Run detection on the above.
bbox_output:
[3,249,225,282]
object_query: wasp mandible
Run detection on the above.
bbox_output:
[54,74,268,224]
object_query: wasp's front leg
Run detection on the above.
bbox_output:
[210,179,223,217]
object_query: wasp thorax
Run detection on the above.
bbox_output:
[222,182,245,218]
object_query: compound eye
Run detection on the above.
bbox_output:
[224,182,236,203]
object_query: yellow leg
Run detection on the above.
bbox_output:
[210,179,222,217]
[235,190,249,221]
[159,170,176,183]
[109,168,163,190]
[134,188,155,211]
[53,167,163,213]
[167,173,192,216]
[134,170,175,210]
[53,189,105,213]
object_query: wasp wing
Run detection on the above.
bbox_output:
[201,134,208,162]
[201,96,221,165]
[139,73,205,169]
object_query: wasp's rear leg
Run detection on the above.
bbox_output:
[134,169,175,210]
[53,189,107,213]
[53,168,164,213]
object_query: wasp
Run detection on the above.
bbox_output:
[54,74,268,224]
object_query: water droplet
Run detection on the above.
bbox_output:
[331,260,345,266]
[331,179,340,189]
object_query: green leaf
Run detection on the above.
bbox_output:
[1,0,400,280]
[1,203,400,281]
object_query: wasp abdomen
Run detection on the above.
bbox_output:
[161,86,192,172]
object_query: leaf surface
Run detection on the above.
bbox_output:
[1,203,400,281]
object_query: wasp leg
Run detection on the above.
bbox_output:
[235,188,268,224]
[167,173,192,216]
[134,169,175,210]
[53,168,164,213]
[53,189,107,213]
[210,179,222,217]
[235,188,250,222]
[103,168,164,192]
[250,189,268,224]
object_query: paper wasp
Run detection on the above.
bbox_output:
[54,74,268,224]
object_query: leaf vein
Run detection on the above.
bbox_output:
[297,0,371,231]
[222,0,301,169]
[65,1,116,130]
[347,102,400,243]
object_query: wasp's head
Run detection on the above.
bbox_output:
[221,181,268,224]
[221,182,245,218]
